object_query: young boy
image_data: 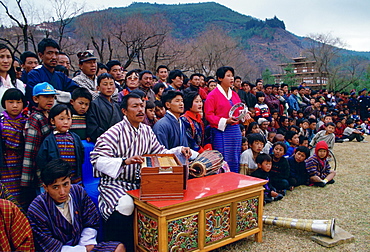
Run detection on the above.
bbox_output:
[27,159,124,251]
[22,82,56,193]
[69,87,92,140]
[310,122,336,155]
[305,141,336,187]
[285,130,299,157]
[240,133,266,175]
[153,90,189,150]
[288,146,310,187]
[241,136,248,153]
[343,119,367,142]
[262,131,276,155]
[143,100,158,128]
[154,100,166,119]
[251,153,283,203]
[87,73,123,142]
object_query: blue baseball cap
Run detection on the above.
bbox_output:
[33,82,57,96]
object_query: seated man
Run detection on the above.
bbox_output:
[90,93,191,251]
[27,159,125,252]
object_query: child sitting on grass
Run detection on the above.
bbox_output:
[305,141,336,187]
[251,153,283,204]
[343,119,367,142]
[288,146,310,187]
[269,141,291,194]
[240,133,265,175]
[310,122,335,155]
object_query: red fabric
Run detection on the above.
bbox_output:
[204,88,241,128]
[334,125,345,138]
[0,199,35,252]
[315,141,329,168]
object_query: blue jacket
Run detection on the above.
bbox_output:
[153,112,189,149]
[36,131,84,178]
[287,94,300,112]
[26,65,78,105]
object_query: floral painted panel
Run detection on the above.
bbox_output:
[167,213,199,251]
[236,198,259,234]
[205,205,231,245]
[138,211,158,252]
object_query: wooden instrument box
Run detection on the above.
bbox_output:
[140,154,186,201]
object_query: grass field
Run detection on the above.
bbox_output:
[216,139,370,252]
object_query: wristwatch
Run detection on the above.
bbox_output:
[122,158,127,165]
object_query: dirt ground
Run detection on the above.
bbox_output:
[215,138,370,252]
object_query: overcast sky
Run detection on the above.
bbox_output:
[1,0,369,52]
[83,0,370,52]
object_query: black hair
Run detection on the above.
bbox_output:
[279,116,288,124]
[281,83,288,88]
[183,91,200,111]
[256,153,272,165]
[216,66,234,84]
[242,136,247,144]
[156,65,169,72]
[106,60,121,71]
[20,51,38,64]
[37,38,60,54]
[308,118,317,124]
[189,73,201,80]
[49,104,71,122]
[0,44,16,85]
[255,78,262,84]
[272,141,287,153]
[124,69,139,82]
[13,56,22,65]
[167,69,183,84]
[97,62,108,71]
[256,91,265,99]
[325,122,335,128]
[153,82,166,95]
[71,87,92,101]
[234,76,241,81]
[295,146,310,159]
[154,100,164,108]
[291,87,298,92]
[1,88,27,109]
[131,89,145,99]
[145,101,155,110]
[247,133,266,145]
[298,135,308,145]
[97,73,114,86]
[288,125,300,132]
[161,90,183,110]
[41,159,72,186]
[120,93,142,110]
[55,65,69,76]
[247,121,259,134]
[285,130,298,141]
[239,124,246,132]
[298,86,306,91]
[139,70,153,80]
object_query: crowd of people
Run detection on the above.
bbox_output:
[0,37,369,251]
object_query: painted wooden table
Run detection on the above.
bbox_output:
[127,172,267,252]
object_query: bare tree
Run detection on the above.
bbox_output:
[0,0,30,50]
[112,14,169,69]
[51,0,84,51]
[304,33,346,88]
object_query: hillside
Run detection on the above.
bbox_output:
[70,2,369,74]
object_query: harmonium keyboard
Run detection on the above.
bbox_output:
[140,154,187,201]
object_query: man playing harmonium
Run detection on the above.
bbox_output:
[90,93,195,251]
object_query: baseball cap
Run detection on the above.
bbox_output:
[77,50,97,63]
[33,82,57,96]
[257,117,268,125]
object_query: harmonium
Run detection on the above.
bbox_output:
[140,154,187,201]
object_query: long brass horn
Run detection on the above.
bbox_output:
[262,216,335,239]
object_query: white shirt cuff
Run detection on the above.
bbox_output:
[78,227,97,246]
[96,157,123,179]
[218,118,227,132]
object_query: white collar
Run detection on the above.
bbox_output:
[217,84,232,99]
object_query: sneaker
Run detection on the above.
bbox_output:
[327,179,335,184]
[361,140,368,143]
[274,194,284,201]
[343,138,350,142]
[314,182,326,187]
[265,196,273,204]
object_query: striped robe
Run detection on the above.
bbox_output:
[27,185,120,251]
[90,117,183,220]
[0,199,35,252]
